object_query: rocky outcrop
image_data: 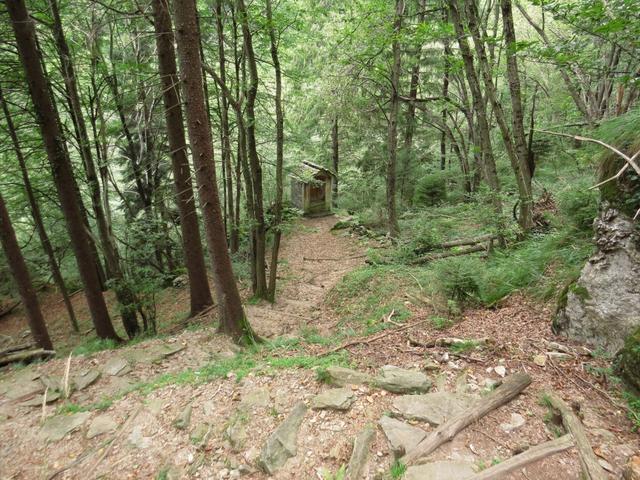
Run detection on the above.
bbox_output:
[554,206,640,353]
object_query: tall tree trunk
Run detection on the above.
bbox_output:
[440,12,451,172]
[266,0,284,302]
[7,0,119,341]
[0,192,53,351]
[447,0,501,207]
[151,0,213,317]
[237,0,268,298]
[0,85,78,333]
[331,114,339,207]
[173,0,257,342]
[387,0,404,238]
[214,0,238,253]
[48,0,139,337]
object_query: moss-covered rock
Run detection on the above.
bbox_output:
[615,326,640,392]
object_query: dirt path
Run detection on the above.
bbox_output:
[247,215,366,337]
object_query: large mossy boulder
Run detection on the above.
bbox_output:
[554,206,640,353]
[615,326,640,391]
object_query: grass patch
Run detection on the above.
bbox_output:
[449,340,481,354]
[430,315,453,330]
[623,391,640,431]
[390,460,407,478]
[72,338,119,356]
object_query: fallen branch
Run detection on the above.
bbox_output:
[545,393,607,480]
[469,434,574,479]
[401,373,532,465]
[408,336,489,348]
[440,234,496,249]
[319,319,431,357]
[0,300,21,319]
[303,254,367,262]
[0,342,35,356]
[410,244,485,265]
[0,349,55,367]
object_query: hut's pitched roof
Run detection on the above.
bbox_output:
[290,161,336,183]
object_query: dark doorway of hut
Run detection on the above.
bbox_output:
[290,161,337,217]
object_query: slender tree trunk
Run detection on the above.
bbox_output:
[151,0,213,316]
[266,0,284,302]
[214,0,238,253]
[447,0,501,206]
[440,13,451,171]
[49,0,139,337]
[237,0,268,298]
[331,115,339,207]
[173,0,257,342]
[387,0,404,238]
[0,192,53,350]
[0,85,78,333]
[8,0,119,341]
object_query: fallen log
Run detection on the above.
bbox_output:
[0,342,35,356]
[469,434,574,479]
[401,372,532,465]
[408,336,490,348]
[0,348,55,367]
[410,244,486,265]
[441,234,496,249]
[546,393,607,480]
[0,300,21,320]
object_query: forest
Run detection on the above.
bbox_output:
[0,0,639,478]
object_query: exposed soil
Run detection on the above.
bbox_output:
[0,216,637,480]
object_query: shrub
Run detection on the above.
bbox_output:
[431,257,482,304]
[414,172,447,207]
[557,186,598,231]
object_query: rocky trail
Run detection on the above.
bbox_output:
[0,216,638,480]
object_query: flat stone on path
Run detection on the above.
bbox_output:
[87,414,117,439]
[103,357,130,376]
[20,390,61,407]
[393,392,477,426]
[378,416,427,457]
[312,388,356,411]
[325,367,373,387]
[346,424,375,480]
[173,404,192,430]
[257,402,307,474]
[128,425,152,449]
[404,461,476,480]
[73,369,101,391]
[39,412,91,442]
[375,366,431,394]
[240,387,270,410]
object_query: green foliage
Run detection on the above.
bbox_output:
[390,460,407,479]
[431,257,482,304]
[72,338,119,356]
[556,185,598,231]
[413,172,447,207]
[623,391,640,431]
[321,465,346,480]
[430,316,453,330]
[449,340,481,354]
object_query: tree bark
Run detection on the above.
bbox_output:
[173,0,257,342]
[0,192,53,350]
[265,0,284,302]
[0,85,78,333]
[151,0,213,317]
[7,0,119,341]
[332,115,339,207]
[386,0,404,237]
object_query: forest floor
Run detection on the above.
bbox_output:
[0,215,638,480]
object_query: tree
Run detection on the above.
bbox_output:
[7,0,119,341]
[0,190,53,351]
[151,0,213,317]
[172,0,257,342]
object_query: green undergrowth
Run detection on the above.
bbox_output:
[56,346,348,414]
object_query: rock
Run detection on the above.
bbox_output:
[191,424,211,448]
[494,365,506,377]
[554,207,640,353]
[533,354,547,367]
[345,424,375,480]
[73,369,101,391]
[324,367,373,387]
[146,398,164,416]
[173,274,188,288]
[257,402,307,474]
[20,390,61,406]
[312,388,356,411]
[374,366,431,394]
[87,414,117,439]
[404,461,476,480]
[39,412,91,441]
[103,357,130,376]
[240,387,270,410]
[226,415,248,451]
[174,404,192,430]
[40,375,62,392]
[128,425,152,449]
[623,455,640,480]
[615,326,640,391]
[378,416,427,457]
[547,352,573,362]
[5,377,43,400]
[500,412,526,433]
[392,392,476,426]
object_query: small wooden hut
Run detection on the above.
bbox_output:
[290,161,336,216]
